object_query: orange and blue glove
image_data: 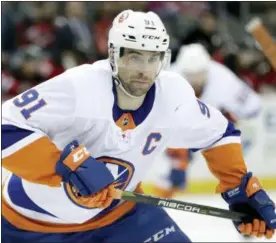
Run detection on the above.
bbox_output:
[55,140,120,208]
[222,172,276,239]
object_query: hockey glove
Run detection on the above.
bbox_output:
[169,168,187,189]
[222,172,276,239]
[55,140,115,197]
[167,148,189,190]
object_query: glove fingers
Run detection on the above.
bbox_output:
[104,185,118,206]
[259,220,266,234]
[255,221,265,238]
[248,220,264,237]
[238,223,245,233]
[109,186,123,199]
[265,229,275,239]
[244,223,253,235]
[80,188,108,207]
[251,219,259,236]
[88,191,102,204]
[238,223,252,235]
[239,219,272,238]
[75,184,121,209]
[100,185,119,208]
[101,192,114,208]
[98,187,108,202]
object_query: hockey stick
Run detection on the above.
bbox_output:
[120,191,248,222]
[246,17,276,71]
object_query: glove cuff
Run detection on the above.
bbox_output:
[222,172,263,204]
[56,160,71,182]
[222,172,275,212]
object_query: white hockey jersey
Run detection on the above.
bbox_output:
[171,60,261,120]
[2,60,245,233]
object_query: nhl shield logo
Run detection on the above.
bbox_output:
[122,117,129,126]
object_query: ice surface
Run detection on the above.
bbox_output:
[166,191,276,242]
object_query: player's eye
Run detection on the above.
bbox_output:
[129,55,140,62]
[149,56,159,64]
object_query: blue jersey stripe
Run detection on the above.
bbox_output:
[112,79,156,126]
[190,122,241,152]
[2,125,34,150]
[7,174,57,218]
[223,121,241,137]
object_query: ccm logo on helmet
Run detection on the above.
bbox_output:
[142,35,160,40]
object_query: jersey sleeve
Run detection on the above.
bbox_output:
[171,83,236,150]
[221,74,261,120]
[172,80,247,192]
[2,71,76,186]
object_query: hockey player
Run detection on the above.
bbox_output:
[148,43,262,199]
[2,10,275,243]
[172,44,261,118]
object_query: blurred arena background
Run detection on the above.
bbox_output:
[2,1,276,192]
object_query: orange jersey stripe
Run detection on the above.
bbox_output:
[2,185,143,233]
[2,137,62,187]
[116,113,136,131]
[202,143,247,193]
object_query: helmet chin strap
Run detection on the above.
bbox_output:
[113,76,144,99]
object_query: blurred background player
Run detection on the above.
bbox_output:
[146,43,262,199]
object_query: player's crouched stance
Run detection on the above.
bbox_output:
[2,10,276,243]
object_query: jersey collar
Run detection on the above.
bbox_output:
[112,79,156,127]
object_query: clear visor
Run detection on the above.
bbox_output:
[115,48,165,96]
[118,50,163,72]
[118,50,164,80]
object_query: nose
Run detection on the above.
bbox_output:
[137,72,143,78]
[137,72,149,80]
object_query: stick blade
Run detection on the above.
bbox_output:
[246,17,262,33]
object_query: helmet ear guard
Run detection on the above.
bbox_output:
[162,49,172,70]
[108,43,120,77]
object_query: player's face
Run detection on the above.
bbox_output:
[118,48,162,96]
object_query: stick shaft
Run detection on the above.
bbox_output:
[121,191,247,221]
[246,17,276,70]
